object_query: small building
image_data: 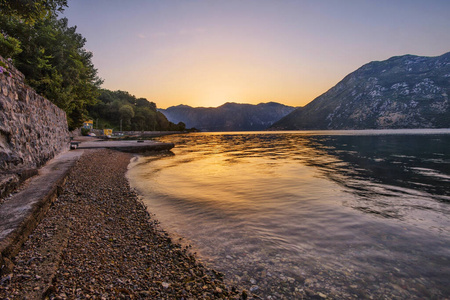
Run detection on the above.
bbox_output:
[83,120,94,130]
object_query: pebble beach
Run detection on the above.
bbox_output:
[0,149,244,299]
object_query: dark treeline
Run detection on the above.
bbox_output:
[89,89,186,132]
[0,0,183,132]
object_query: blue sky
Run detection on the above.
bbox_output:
[63,0,450,108]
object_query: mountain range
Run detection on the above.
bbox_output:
[159,102,296,131]
[271,52,450,130]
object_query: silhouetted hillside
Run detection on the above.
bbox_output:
[160,102,296,131]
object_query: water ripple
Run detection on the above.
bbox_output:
[128,130,450,299]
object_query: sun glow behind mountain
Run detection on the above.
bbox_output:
[64,0,450,109]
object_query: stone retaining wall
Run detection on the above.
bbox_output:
[0,55,70,197]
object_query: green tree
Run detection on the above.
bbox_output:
[156,111,170,131]
[119,105,135,130]
[88,89,185,132]
[0,0,67,23]
[0,13,102,129]
[0,32,22,58]
[136,97,156,110]
[132,107,157,131]
[177,122,186,131]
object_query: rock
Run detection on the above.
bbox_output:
[286,276,295,283]
[305,288,328,299]
[0,274,12,284]
[162,282,170,289]
[250,285,259,292]
[0,174,19,199]
[0,256,14,276]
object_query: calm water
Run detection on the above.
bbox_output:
[127,129,450,299]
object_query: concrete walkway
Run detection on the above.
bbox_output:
[75,139,175,153]
[0,150,83,275]
[0,138,175,275]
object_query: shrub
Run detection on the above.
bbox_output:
[81,127,90,136]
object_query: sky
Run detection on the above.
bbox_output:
[63,0,450,109]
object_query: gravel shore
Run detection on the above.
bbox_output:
[0,149,243,299]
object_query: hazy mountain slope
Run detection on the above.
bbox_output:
[271,52,450,130]
[159,102,296,131]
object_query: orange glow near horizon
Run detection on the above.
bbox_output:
[104,43,342,109]
[64,0,450,109]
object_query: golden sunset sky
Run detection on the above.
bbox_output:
[64,0,450,109]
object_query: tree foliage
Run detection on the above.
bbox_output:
[0,1,184,132]
[0,1,101,130]
[0,0,67,23]
[89,89,186,132]
[0,32,22,58]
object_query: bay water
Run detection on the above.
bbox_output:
[127,129,450,299]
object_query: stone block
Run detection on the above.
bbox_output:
[0,54,70,177]
[0,174,19,199]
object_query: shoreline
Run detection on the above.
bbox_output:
[0,149,243,299]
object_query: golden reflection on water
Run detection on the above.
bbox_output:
[128,130,450,299]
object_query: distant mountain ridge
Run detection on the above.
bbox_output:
[271,52,450,130]
[159,102,296,131]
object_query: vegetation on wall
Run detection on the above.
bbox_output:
[88,89,186,132]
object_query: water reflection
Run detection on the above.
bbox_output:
[306,134,450,200]
[128,130,450,299]
[165,132,450,221]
